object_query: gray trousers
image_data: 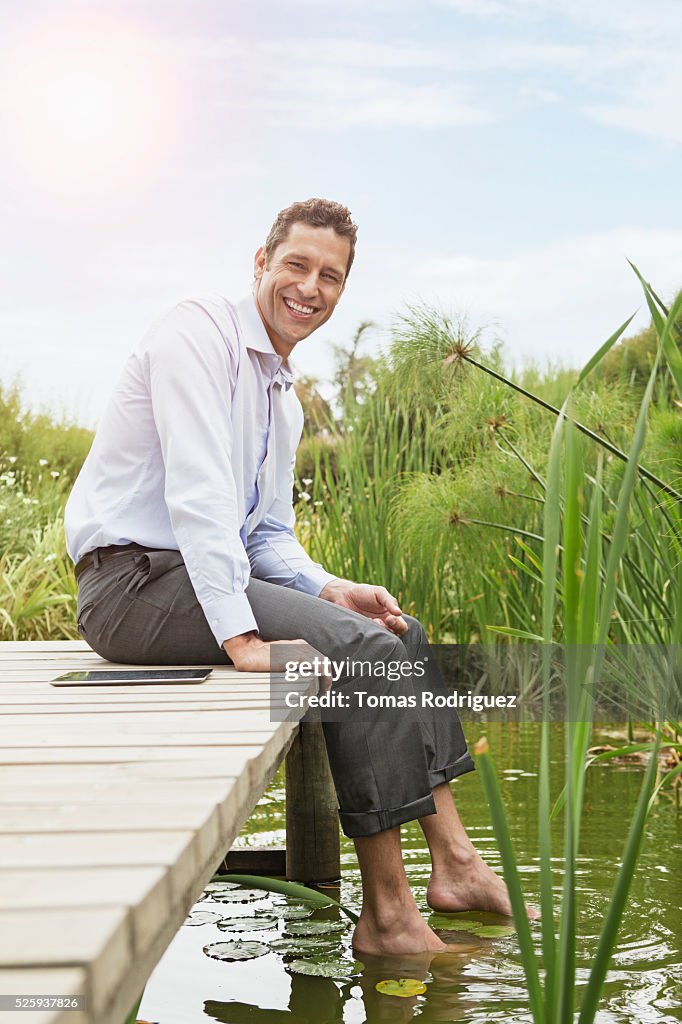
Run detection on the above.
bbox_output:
[76,546,474,838]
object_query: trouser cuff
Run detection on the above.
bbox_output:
[338,792,437,838]
[428,750,476,788]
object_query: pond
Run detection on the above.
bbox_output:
[138,722,681,1024]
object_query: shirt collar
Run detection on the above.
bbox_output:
[236,293,295,389]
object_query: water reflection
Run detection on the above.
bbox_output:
[139,723,682,1024]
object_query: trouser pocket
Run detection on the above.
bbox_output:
[128,549,186,592]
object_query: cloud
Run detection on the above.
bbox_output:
[180,21,681,143]
[587,65,682,146]
[181,34,491,129]
[409,227,682,365]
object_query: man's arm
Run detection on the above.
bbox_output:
[246,478,408,636]
[248,515,407,637]
[144,301,258,644]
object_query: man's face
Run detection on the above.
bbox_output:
[253,222,350,357]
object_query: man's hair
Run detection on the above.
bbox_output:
[264,198,358,280]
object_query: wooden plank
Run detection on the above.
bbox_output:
[0,679,284,691]
[0,865,167,910]
[0,866,170,955]
[0,907,132,1021]
[0,830,199,894]
[0,710,277,727]
[1,816,220,880]
[0,695,273,707]
[219,846,286,875]
[0,642,90,652]
[0,800,223,835]
[0,741,282,765]
[0,696,274,712]
[0,730,289,748]
[0,967,88,1024]
[0,755,273,784]
[0,666,265,678]
[0,779,240,805]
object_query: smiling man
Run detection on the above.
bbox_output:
[65,198,533,956]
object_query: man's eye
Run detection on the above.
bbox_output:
[323,273,339,282]
[289,261,304,269]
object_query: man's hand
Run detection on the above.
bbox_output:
[319,579,408,636]
[223,632,326,674]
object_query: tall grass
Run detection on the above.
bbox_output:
[298,299,679,652]
[0,387,89,640]
[472,269,679,1024]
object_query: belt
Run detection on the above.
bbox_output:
[74,542,149,581]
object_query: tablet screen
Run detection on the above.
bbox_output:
[50,668,212,685]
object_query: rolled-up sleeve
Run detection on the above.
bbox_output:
[143,301,257,645]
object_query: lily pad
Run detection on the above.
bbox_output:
[213,888,269,904]
[429,915,484,933]
[376,978,427,998]
[267,903,314,921]
[268,937,340,955]
[287,958,364,979]
[185,911,223,927]
[203,880,241,894]
[285,920,347,936]
[203,940,269,962]
[217,915,278,932]
[474,925,517,938]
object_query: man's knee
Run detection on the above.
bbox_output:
[402,613,428,645]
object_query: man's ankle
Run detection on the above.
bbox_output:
[430,841,478,874]
[361,893,419,931]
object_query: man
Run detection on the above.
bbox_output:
[65,198,533,956]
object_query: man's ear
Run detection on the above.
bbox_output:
[254,245,267,279]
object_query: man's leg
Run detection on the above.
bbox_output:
[76,549,527,953]
[351,828,447,956]
[399,616,539,919]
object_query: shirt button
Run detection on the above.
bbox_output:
[211,619,218,627]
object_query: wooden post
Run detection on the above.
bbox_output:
[285,720,340,882]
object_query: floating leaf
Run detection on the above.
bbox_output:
[475,925,517,938]
[267,903,314,921]
[185,911,223,927]
[213,888,268,904]
[376,978,427,998]
[287,958,364,979]
[203,880,241,894]
[429,914,483,933]
[268,937,340,955]
[203,940,269,962]
[217,915,278,932]
[285,919,347,936]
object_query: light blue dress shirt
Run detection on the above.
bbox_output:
[64,293,336,645]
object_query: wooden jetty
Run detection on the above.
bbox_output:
[0,640,340,1024]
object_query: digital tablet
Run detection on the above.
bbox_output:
[50,668,212,686]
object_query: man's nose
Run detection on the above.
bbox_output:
[297,272,320,298]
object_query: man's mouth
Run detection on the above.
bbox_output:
[283,297,318,318]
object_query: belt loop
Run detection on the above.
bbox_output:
[93,548,101,569]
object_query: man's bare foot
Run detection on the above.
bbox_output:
[427,849,540,920]
[352,907,448,956]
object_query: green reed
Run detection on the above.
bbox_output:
[473,269,678,1024]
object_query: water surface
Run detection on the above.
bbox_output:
[139,723,682,1024]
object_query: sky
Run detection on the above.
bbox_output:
[1,0,680,425]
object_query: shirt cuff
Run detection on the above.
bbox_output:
[202,592,259,646]
[294,567,339,598]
